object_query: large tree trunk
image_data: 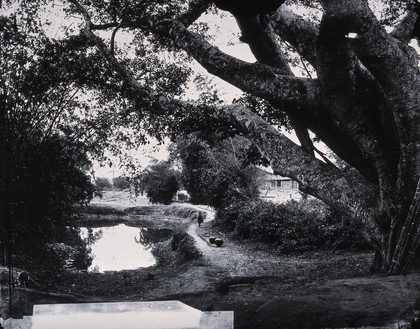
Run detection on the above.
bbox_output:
[383,179,420,274]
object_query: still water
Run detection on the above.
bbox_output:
[80,224,171,273]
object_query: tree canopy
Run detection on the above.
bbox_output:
[135,160,180,204]
[170,135,261,208]
[2,0,420,274]
[0,4,98,258]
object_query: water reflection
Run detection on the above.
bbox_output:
[80,224,164,273]
[135,228,173,250]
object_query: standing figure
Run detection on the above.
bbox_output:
[18,271,29,288]
[197,212,204,227]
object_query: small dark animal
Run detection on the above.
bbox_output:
[209,236,216,244]
[18,271,29,288]
[214,238,224,247]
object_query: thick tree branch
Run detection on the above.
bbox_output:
[176,0,212,27]
[90,22,119,30]
[303,110,378,182]
[233,11,318,157]
[289,113,314,156]
[318,0,420,202]
[235,14,292,73]
[161,20,321,109]
[213,0,285,16]
[271,7,319,70]
[317,3,400,206]
[84,10,322,110]
[225,104,377,212]
[224,103,382,247]
[391,2,419,42]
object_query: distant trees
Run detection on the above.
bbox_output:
[94,176,129,191]
[113,176,130,190]
[94,177,112,191]
[136,161,180,205]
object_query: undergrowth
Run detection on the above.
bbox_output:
[216,198,371,253]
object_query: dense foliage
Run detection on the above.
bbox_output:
[170,135,261,208]
[113,176,130,190]
[94,177,113,191]
[135,160,180,205]
[1,131,95,256]
[217,198,370,253]
[0,7,96,264]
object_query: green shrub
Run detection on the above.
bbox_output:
[216,198,370,253]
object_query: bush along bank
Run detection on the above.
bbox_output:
[216,198,371,253]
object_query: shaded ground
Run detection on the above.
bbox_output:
[2,191,420,328]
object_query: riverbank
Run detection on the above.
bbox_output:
[2,191,420,328]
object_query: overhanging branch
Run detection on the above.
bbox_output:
[161,19,321,108]
[223,103,379,217]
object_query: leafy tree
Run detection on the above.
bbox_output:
[169,137,210,204]
[171,135,261,208]
[0,6,97,261]
[113,176,130,190]
[1,131,95,256]
[8,0,420,274]
[95,177,112,191]
[136,161,180,205]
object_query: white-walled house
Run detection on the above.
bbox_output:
[257,169,301,203]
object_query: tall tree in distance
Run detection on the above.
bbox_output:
[136,160,180,205]
[7,0,419,274]
[170,135,261,209]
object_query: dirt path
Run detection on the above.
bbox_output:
[185,205,292,277]
[175,205,420,328]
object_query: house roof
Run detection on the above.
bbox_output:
[255,167,293,181]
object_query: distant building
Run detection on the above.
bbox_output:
[257,169,301,203]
